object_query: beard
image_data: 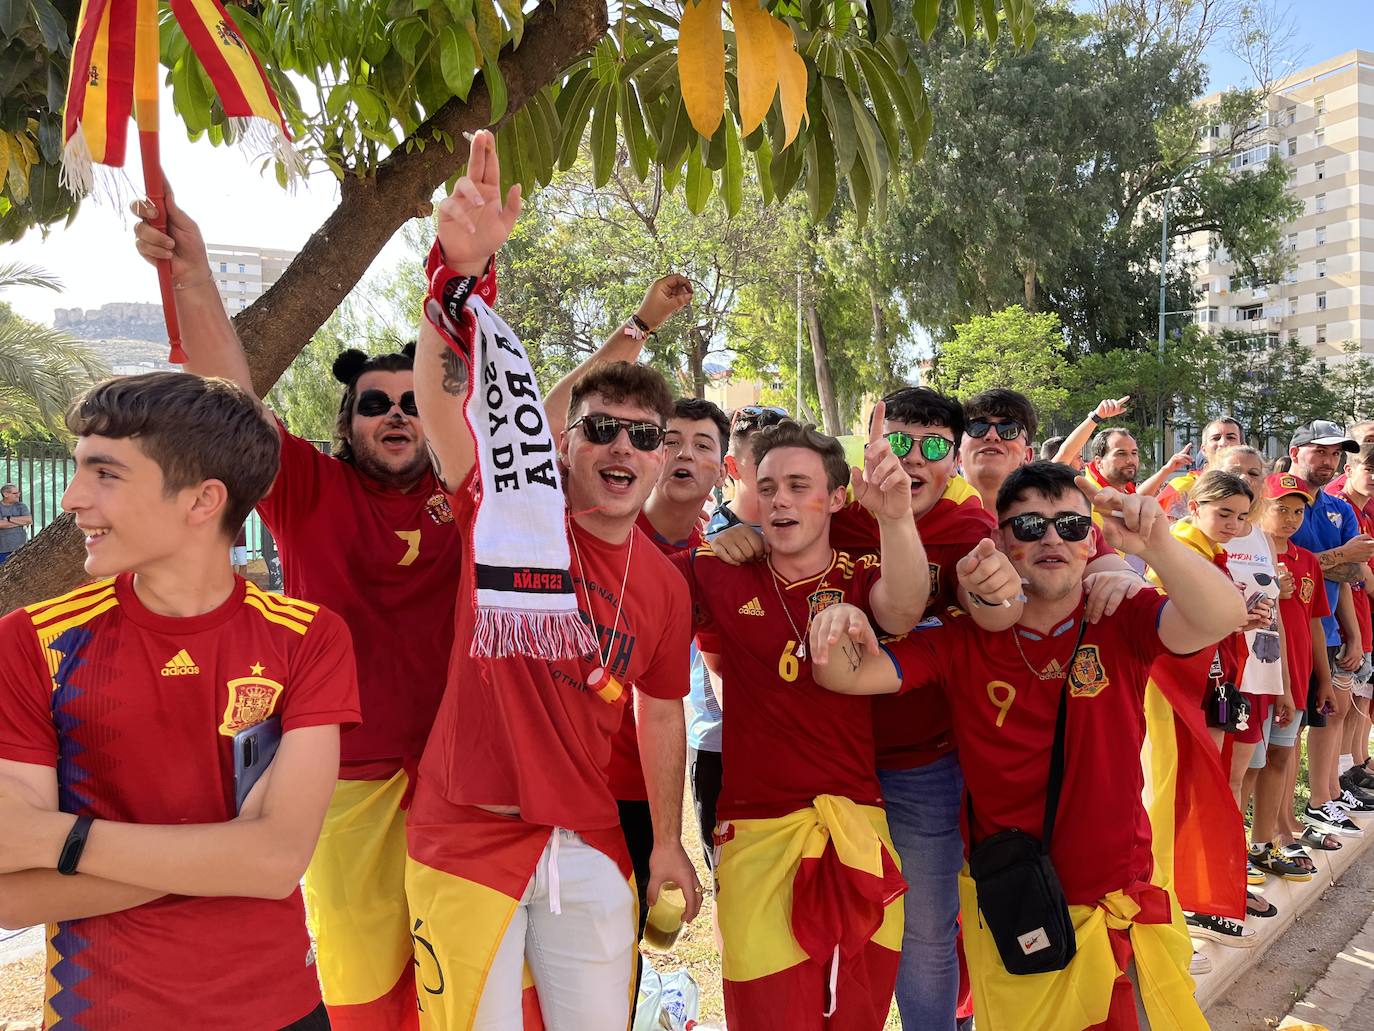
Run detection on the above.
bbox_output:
[351,431,430,489]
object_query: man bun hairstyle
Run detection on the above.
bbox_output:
[67,372,279,535]
[963,388,1038,442]
[673,396,730,456]
[996,460,1085,519]
[333,343,418,463]
[567,361,674,426]
[750,419,850,492]
[882,386,964,446]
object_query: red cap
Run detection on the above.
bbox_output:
[1264,472,1315,503]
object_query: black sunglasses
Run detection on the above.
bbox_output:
[569,414,666,452]
[732,405,787,432]
[356,389,418,417]
[886,431,954,462]
[999,512,1094,543]
[967,419,1025,442]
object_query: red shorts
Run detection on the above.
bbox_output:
[1233,693,1271,744]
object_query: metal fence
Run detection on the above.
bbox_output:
[0,438,329,564]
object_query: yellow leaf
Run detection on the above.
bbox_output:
[771,16,808,147]
[678,0,726,139]
[731,0,778,135]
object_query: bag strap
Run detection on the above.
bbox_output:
[1040,617,1090,853]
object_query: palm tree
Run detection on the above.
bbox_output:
[0,262,108,437]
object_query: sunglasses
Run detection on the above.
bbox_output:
[999,512,1094,543]
[886,432,954,462]
[569,414,666,451]
[356,389,418,417]
[731,405,788,432]
[966,419,1025,442]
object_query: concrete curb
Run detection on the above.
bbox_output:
[1192,808,1374,1011]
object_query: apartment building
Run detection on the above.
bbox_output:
[1191,50,1373,362]
[206,243,297,315]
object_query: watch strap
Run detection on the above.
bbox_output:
[57,814,94,876]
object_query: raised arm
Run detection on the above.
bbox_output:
[413,130,522,492]
[955,538,1024,631]
[1139,444,1194,497]
[131,189,255,393]
[855,402,928,634]
[541,275,694,439]
[1079,478,1245,653]
[1052,397,1129,467]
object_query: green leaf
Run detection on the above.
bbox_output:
[803,96,835,219]
[723,116,744,215]
[439,25,477,99]
[394,18,427,65]
[498,0,525,47]
[485,58,508,121]
[589,79,619,187]
[913,0,939,42]
[325,84,352,121]
[475,0,504,61]
[755,134,774,204]
[847,143,872,225]
[0,0,23,38]
[496,114,521,194]
[705,122,727,171]
[685,144,712,213]
[955,0,977,41]
[771,130,804,200]
[853,47,899,161]
[865,0,891,40]
[527,91,558,184]
[514,106,539,189]
[980,0,999,44]
[821,75,857,173]
[556,71,599,170]
[858,46,918,149]
[28,0,69,56]
[849,92,888,193]
[621,81,651,181]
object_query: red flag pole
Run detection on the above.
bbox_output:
[138,134,186,364]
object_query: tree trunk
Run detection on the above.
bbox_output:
[0,0,610,615]
[868,285,895,390]
[804,298,843,434]
[1023,259,1038,312]
[689,327,707,400]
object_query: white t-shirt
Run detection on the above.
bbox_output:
[1226,524,1284,696]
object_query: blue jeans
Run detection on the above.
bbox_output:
[879,753,965,1031]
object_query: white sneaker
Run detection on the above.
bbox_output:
[1190,950,1212,975]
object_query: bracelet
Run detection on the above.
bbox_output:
[628,313,658,341]
[57,814,94,876]
[1089,412,1103,424]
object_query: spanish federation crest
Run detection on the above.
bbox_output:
[1068,645,1109,698]
[219,664,285,736]
[808,588,845,617]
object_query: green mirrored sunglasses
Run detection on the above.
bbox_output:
[885,431,954,462]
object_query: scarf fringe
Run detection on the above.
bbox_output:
[228,116,307,189]
[472,607,597,661]
[60,126,95,197]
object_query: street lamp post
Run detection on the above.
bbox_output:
[1156,157,1208,466]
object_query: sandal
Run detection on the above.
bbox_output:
[1246,891,1279,918]
[1279,843,1317,870]
[1300,826,1343,851]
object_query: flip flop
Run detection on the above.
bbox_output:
[1246,891,1278,918]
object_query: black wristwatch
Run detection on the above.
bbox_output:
[1089,412,1103,424]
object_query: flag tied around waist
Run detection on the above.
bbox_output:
[424,243,595,662]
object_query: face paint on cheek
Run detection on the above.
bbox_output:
[1072,539,1094,560]
[1008,545,1029,563]
[806,499,827,512]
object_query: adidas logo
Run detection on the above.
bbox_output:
[161,649,201,677]
[738,596,766,617]
[1042,659,1062,677]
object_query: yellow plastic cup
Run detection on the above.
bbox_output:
[644,881,687,951]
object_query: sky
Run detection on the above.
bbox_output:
[3,3,1370,329]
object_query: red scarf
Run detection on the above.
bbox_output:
[1086,460,1136,494]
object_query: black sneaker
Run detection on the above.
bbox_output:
[1332,788,1374,815]
[1337,773,1374,805]
[1350,762,1374,790]
[1186,912,1258,948]
[1251,843,1313,881]
[1305,800,1364,835]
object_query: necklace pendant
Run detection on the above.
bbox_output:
[797,640,807,659]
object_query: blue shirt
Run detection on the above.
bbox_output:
[685,647,721,752]
[1292,489,1359,646]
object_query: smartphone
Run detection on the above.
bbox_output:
[233,715,282,813]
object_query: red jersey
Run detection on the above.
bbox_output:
[830,493,998,769]
[887,591,1171,905]
[676,545,886,820]
[1275,540,1332,707]
[0,575,360,1030]
[605,511,698,800]
[419,470,691,831]
[258,421,463,774]
[1328,485,1374,652]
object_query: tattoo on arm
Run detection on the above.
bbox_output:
[1322,561,1364,583]
[440,348,470,397]
[841,641,862,673]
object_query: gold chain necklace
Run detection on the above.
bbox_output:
[1011,623,1076,682]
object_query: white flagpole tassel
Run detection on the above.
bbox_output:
[230,117,307,191]
[60,126,96,198]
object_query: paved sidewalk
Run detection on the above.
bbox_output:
[1279,903,1374,1030]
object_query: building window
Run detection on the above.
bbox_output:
[219,261,227,272]
[1286,232,1298,251]
[1289,297,1299,315]
[1315,193,1326,213]
[1286,105,1297,125]
[1197,307,1219,324]
[1317,292,1327,311]
[238,263,246,273]
[1287,137,1298,156]
[1315,95,1325,116]
[1237,304,1264,321]
[1315,129,1325,147]
[1316,325,1327,345]
[1317,259,1327,278]
[1316,225,1327,246]
[1315,159,1326,180]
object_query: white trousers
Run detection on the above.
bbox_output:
[474,828,636,1031]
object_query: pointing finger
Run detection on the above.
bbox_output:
[868,399,887,446]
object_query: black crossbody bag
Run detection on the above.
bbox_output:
[966,619,1086,976]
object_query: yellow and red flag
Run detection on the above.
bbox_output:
[62,0,301,362]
